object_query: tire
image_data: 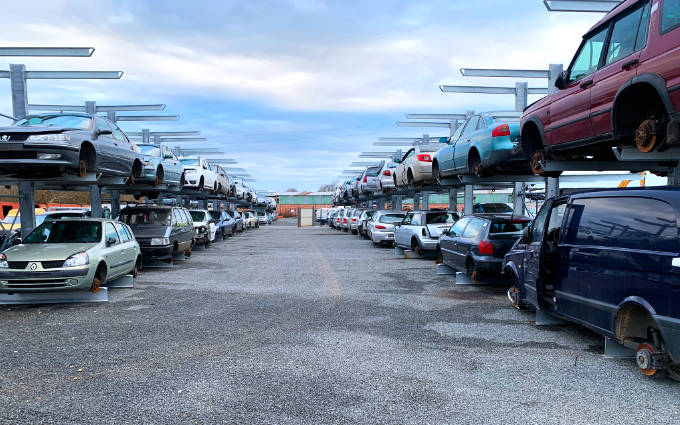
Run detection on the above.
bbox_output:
[198,177,205,192]
[154,167,163,187]
[411,238,423,256]
[433,162,442,184]
[91,265,106,293]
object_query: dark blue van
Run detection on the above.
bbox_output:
[503,188,680,379]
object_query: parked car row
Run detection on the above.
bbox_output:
[0,205,275,294]
[325,186,680,380]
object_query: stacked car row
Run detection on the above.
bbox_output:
[0,112,272,202]
[324,186,680,380]
[0,205,276,293]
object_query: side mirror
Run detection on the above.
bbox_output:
[554,71,568,90]
[11,237,22,245]
[106,236,117,246]
[96,128,113,136]
[520,227,531,244]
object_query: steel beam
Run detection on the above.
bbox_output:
[464,185,473,215]
[460,68,549,78]
[439,85,548,95]
[0,47,95,57]
[115,115,179,122]
[396,122,450,128]
[127,131,200,137]
[0,70,123,79]
[29,104,165,112]
[543,0,621,13]
[406,113,466,120]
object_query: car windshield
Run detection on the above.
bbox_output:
[225,211,234,218]
[480,203,513,213]
[24,221,102,244]
[140,145,160,156]
[489,220,530,234]
[180,158,200,166]
[190,211,208,222]
[119,209,171,225]
[14,114,92,130]
[380,214,405,224]
[426,212,458,224]
[208,211,222,220]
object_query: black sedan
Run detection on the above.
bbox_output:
[439,214,530,282]
[0,113,143,180]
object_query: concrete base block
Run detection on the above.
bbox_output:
[106,274,133,288]
[604,337,635,359]
[535,309,569,326]
[143,258,173,269]
[0,288,108,305]
[436,264,457,275]
[173,252,187,262]
[394,246,405,255]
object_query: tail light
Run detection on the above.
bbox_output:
[492,124,510,138]
[478,241,494,255]
[375,224,387,230]
[352,218,356,222]
[382,170,391,176]
[343,218,347,223]
[363,176,367,183]
[417,154,432,162]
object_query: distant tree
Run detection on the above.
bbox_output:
[285,187,299,192]
[318,184,336,192]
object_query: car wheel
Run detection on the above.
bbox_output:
[91,266,106,293]
[126,170,136,186]
[198,177,205,192]
[407,169,414,186]
[78,159,88,178]
[411,238,423,256]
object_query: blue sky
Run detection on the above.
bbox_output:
[0,1,606,191]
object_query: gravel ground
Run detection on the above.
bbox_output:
[0,218,679,424]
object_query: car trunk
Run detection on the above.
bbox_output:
[488,233,522,258]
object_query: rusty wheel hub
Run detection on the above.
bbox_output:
[636,343,657,376]
[635,118,661,153]
[78,160,87,178]
[530,151,546,175]
[90,277,101,293]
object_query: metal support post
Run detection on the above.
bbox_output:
[107,111,116,122]
[9,64,28,119]
[422,191,430,210]
[376,198,385,209]
[448,188,458,212]
[392,195,403,211]
[464,185,473,215]
[546,177,560,199]
[110,190,121,218]
[548,64,564,94]
[89,185,102,218]
[414,193,420,210]
[84,101,96,114]
[142,129,150,144]
[513,182,525,216]
[669,166,680,186]
[515,82,528,112]
[18,181,35,238]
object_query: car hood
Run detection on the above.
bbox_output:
[0,125,73,134]
[4,242,99,261]
[128,224,170,239]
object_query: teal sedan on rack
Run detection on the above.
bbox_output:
[432,111,526,180]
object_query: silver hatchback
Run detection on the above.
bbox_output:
[393,210,460,254]
[368,210,406,245]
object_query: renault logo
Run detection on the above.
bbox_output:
[29,262,38,270]
[1,135,10,141]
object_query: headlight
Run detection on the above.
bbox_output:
[0,254,7,268]
[27,134,70,142]
[63,252,88,268]
[37,153,62,160]
[150,237,170,246]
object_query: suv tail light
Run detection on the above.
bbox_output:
[478,241,494,255]
[417,154,432,162]
[382,170,391,176]
[491,124,510,138]
[363,176,367,183]
[375,224,387,230]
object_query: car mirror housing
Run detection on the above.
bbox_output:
[96,128,113,136]
[106,236,117,246]
[11,237,21,245]
[554,71,568,90]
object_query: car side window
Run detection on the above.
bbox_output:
[476,116,486,130]
[462,218,484,239]
[402,213,413,225]
[449,217,470,236]
[530,202,551,243]
[124,225,135,241]
[108,121,127,142]
[105,222,120,244]
[462,116,480,137]
[181,209,192,226]
[402,149,415,161]
[172,209,181,226]
[568,26,608,82]
[411,213,422,226]
[604,3,649,66]
[114,223,131,242]
[661,0,680,34]
[95,117,112,133]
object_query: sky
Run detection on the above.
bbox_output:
[0,1,612,192]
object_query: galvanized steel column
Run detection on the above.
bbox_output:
[513,182,525,216]
[448,188,458,212]
[9,64,28,119]
[546,177,560,199]
[110,190,121,218]
[89,185,102,218]
[421,191,430,210]
[18,181,35,238]
[464,185,473,216]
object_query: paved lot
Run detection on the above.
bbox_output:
[1,218,679,424]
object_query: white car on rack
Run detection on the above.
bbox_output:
[180,156,218,193]
[211,164,231,196]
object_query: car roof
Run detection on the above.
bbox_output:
[587,0,636,34]
[49,218,112,222]
[471,214,532,221]
[569,187,680,200]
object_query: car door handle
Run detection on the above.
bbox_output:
[579,80,593,89]
[621,58,639,70]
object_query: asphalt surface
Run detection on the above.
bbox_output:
[1,218,679,424]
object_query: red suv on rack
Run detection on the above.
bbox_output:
[521,0,680,175]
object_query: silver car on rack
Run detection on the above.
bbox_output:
[368,210,406,245]
[378,161,398,192]
[358,165,382,196]
[393,210,460,254]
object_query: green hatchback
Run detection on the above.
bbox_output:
[0,219,142,293]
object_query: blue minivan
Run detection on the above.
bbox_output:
[503,188,680,379]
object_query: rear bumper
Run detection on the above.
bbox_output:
[419,237,439,251]
[655,315,680,362]
[140,244,174,259]
[372,231,394,243]
[471,256,504,273]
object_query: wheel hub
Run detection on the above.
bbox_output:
[636,343,657,376]
[635,118,662,153]
[530,151,546,175]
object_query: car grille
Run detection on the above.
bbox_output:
[7,261,28,269]
[6,280,68,288]
[0,151,37,159]
[41,260,65,269]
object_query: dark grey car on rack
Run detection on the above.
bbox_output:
[0,113,143,180]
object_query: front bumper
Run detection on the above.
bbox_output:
[0,266,93,292]
[0,144,80,174]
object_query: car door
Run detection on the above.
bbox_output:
[398,149,414,185]
[522,200,553,308]
[546,26,609,146]
[590,1,650,136]
[453,116,480,172]
[439,122,466,175]
[163,146,181,183]
[394,212,413,247]
[94,117,118,174]
[109,120,135,174]
[441,217,470,267]
[114,222,137,273]
[103,221,125,279]
[456,218,485,268]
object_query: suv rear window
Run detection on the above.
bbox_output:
[566,197,678,252]
[426,212,457,224]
